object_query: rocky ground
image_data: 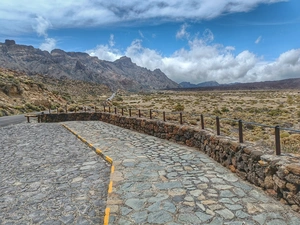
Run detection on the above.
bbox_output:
[0,123,110,225]
[65,121,300,225]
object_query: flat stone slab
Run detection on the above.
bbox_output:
[65,121,300,225]
[0,123,110,224]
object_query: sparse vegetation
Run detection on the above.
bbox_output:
[2,67,300,154]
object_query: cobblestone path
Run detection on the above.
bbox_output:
[0,123,111,225]
[65,121,300,225]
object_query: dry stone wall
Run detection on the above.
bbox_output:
[42,112,300,211]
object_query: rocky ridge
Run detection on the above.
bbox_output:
[0,40,179,92]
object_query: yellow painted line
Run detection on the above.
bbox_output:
[106,156,113,164]
[108,181,113,193]
[104,208,110,225]
[88,143,93,148]
[96,148,102,155]
[111,165,114,173]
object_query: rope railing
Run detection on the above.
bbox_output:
[50,105,300,156]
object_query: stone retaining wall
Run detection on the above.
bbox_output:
[42,112,300,211]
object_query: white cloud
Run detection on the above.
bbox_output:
[176,23,190,39]
[33,16,57,52]
[138,30,144,38]
[109,34,115,47]
[39,38,56,52]
[87,30,300,84]
[0,0,287,35]
[255,36,262,44]
[34,16,52,37]
[86,35,122,61]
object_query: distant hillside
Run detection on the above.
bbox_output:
[0,67,110,116]
[175,78,300,91]
[0,40,179,92]
[179,81,220,88]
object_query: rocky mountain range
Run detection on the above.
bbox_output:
[175,78,300,91]
[0,40,179,92]
[179,81,220,88]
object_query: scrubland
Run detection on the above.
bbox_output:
[98,90,300,154]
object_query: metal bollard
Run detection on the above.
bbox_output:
[180,112,183,125]
[238,120,243,143]
[275,126,281,155]
[201,114,204,129]
[216,116,220,135]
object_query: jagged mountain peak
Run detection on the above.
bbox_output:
[114,56,134,66]
[0,41,179,92]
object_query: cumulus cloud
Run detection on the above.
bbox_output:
[87,29,300,84]
[32,16,57,52]
[0,0,287,35]
[39,38,56,52]
[86,35,122,61]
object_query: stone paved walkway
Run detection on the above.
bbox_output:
[0,123,110,225]
[64,121,300,225]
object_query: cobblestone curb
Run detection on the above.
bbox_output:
[62,123,114,225]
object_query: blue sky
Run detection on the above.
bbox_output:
[1,0,300,84]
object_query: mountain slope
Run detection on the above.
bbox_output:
[175,78,300,91]
[0,40,179,92]
[179,81,220,88]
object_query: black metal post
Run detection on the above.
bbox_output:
[163,111,165,122]
[139,109,141,117]
[275,126,281,155]
[129,108,131,117]
[109,107,111,113]
[201,114,204,129]
[180,112,183,125]
[216,116,220,135]
[114,107,117,114]
[150,109,152,119]
[238,120,243,143]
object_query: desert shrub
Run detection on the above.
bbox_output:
[213,108,222,115]
[52,90,59,95]
[268,108,282,117]
[61,93,72,101]
[115,96,123,101]
[189,120,198,125]
[68,106,77,112]
[25,103,40,112]
[234,107,243,112]
[221,106,230,113]
[287,95,293,105]
[173,103,184,111]
[280,132,290,138]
